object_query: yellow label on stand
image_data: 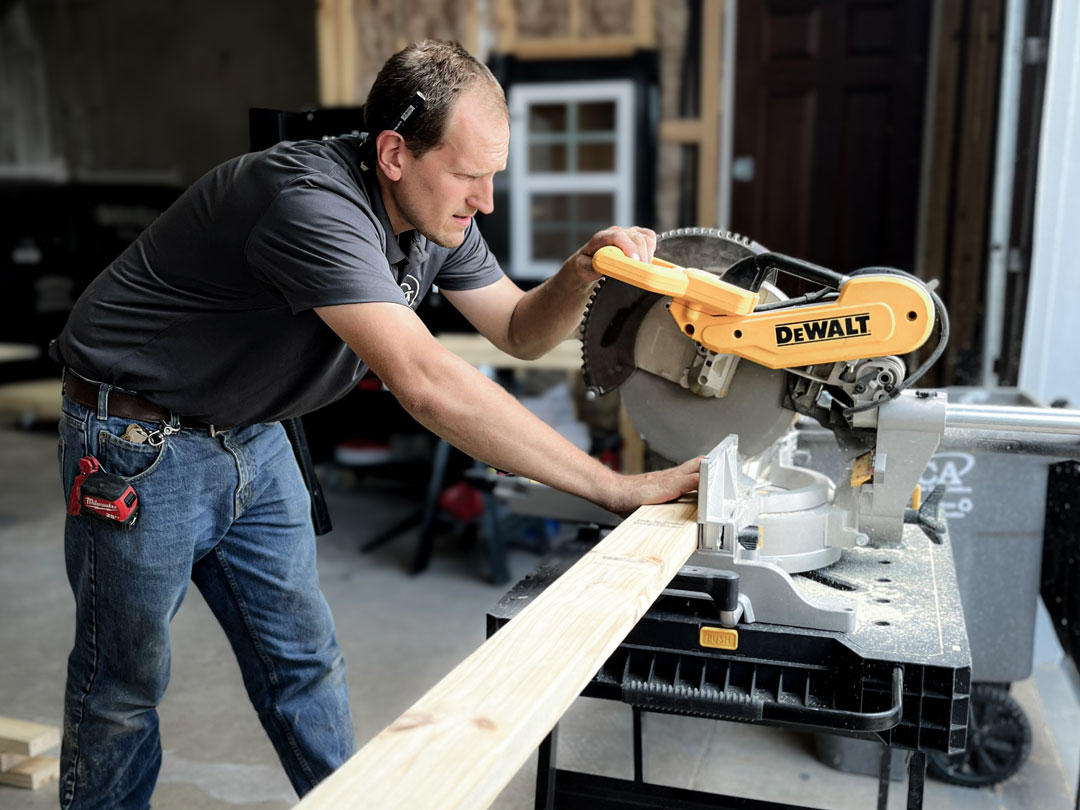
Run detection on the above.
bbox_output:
[699,626,739,650]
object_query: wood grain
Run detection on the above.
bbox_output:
[295,501,698,809]
[0,755,59,790]
[0,717,60,757]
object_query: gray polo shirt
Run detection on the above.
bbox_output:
[57,136,504,426]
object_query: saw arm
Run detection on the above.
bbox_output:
[591,245,936,369]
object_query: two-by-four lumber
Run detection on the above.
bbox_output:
[295,500,699,810]
[0,717,60,757]
[0,755,60,790]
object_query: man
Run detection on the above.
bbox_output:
[52,39,699,808]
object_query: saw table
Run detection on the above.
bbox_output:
[487,522,971,810]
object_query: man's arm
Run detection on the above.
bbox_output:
[315,300,697,515]
[443,226,657,360]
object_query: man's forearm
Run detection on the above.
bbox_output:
[394,346,699,516]
[504,262,597,359]
[397,345,622,508]
[317,297,699,515]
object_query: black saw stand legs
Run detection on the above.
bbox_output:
[535,710,929,810]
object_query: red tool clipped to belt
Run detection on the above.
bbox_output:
[68,456,140,528]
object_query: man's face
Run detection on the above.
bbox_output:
[385,88,509,249]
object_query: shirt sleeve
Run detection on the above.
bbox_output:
[245,174,409,313]
[433,219,505,291]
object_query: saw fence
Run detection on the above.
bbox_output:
[293,500,698,810]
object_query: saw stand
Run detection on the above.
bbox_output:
[488,522,971,810]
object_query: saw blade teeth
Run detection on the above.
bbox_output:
[581,228,768,403]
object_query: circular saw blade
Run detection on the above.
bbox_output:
[581,228,796,462]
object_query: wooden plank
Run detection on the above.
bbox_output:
[337,0,358,105]
[509,35,642,60]
[494,0,516,52]
[0,717,60,757]
[0,379,62,425]
[697,0,723,227]
[435,335,583,372]
[634,0,655,47]
[315,0,341,106]
[660,118,704,144]
[0,752,25,771]
[0,755,60,790]
[568,0,581,40]
[295,501,698,810]
[463,0,478,57]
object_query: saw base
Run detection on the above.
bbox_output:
[488,522,970,753]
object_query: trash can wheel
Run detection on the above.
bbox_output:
[927,682,1032,787]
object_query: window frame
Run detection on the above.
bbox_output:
[508,80,636,280]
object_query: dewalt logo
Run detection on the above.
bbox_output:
[776,313,871,346]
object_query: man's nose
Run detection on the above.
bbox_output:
[468,177,495,215]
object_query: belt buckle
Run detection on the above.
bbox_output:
[209,424,224,438]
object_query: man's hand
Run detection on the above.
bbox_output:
[603,457,702,518]
[564,225,658,284]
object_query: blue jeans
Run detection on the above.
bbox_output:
[57,392,355,809]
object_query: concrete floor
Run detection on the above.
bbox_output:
[1,422,1078,809]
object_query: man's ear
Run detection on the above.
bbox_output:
[376,131,406,181]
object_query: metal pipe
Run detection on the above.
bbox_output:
[943,403,1080,460]
[945,403,1080,434]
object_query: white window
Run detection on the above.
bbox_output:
[507,80,636,280]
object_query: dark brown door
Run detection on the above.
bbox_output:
[730,0,932,274]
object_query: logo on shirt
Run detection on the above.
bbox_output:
[400,273,420,306]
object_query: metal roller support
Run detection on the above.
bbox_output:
[943,404,1080,461]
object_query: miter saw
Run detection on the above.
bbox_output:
[582,228,951,634]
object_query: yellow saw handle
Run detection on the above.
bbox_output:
[592,245,759,316]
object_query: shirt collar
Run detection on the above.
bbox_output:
[358,137,429,267]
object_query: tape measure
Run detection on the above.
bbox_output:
[68,456,139,528]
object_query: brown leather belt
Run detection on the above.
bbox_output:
[62,371,233,435]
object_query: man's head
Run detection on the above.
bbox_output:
[366,40,510,248]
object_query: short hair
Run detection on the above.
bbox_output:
[364,39,507,158]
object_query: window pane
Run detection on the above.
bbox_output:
[532,194,571,223]
[529,143,567,172]
[533,227,573,261]
[574,224,604,246]
[578,102,616,132]
[578,193,614,221]
[578,142,615,171]
[529,104,567,133]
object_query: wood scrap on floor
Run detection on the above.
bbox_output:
[0,716,61,790]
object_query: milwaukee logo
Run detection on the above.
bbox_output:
[84,497,119,513]
[776,313,871,346]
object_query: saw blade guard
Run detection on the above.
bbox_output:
[581,228,795,462]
